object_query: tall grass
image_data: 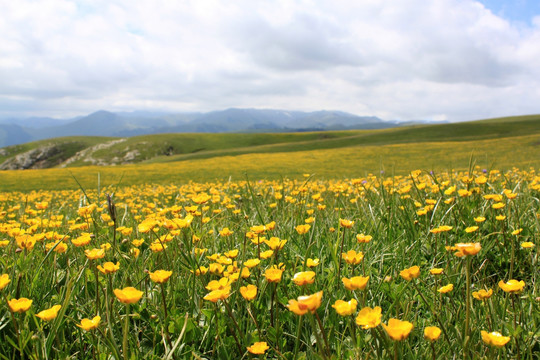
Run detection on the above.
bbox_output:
[0,167,538,358]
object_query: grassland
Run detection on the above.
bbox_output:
[0,114,539,192]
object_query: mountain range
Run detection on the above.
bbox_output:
[0,108,408,148]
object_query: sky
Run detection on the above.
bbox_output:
[1,0,540,122]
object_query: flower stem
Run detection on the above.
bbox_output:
[123,304,129,360]
[464,256,471,360]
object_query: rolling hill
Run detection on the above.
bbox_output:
[0,114,538,171]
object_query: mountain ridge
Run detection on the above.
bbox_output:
[0,108,398,147]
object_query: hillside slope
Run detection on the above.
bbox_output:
[0,114,539,170]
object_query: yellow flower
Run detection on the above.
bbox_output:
[97,262,120,275]
[521,242,534,249]
[473,288,493,300]
[339,219,354,228]
[382,318,414,341]
[131,248,140,258]
[342,250,364,265]
[264,267,284,283]
[247,341,269,355]
[498,279,525,293]
[205,277,230,291]
[465,226,478,233]
[430,225,452,234]
[114,287,144,304]
[355,306,382,329]
[0,274,10,291]
[474,216,486,223]
[219,228,234,237]
[342,276,369,291]
[511,228,523,235]
[243,258,260,268]
[77,316,101,331]
[356,234,372,243]
[481,331,511,347]
[36,305,62,321]
[332,299,358,316]
[8,298,33,313]
[264,237,287,250]
[437,283,454,293]
[295,224,311,235]
[453,243,481,257]
[492,202,505,209]
[203,287,230,303]
[260,250,274,259]
[495,215,506,221]
[72,233,92,247]
[150,241,167,252]
[286,291,323,315]
[84,248,105,260]
[424,326,441,342]
[239,284,258,301]
[306,258,320,267]
[400,265,420,281]
[429,268,444,275]
[224,249,239,258]
[149,270,173,283]
[292,271,316,286]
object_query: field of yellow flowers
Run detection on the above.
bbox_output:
[0,167,538,359]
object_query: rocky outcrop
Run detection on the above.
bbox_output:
[60,138,127,167]
[0,145,62,170]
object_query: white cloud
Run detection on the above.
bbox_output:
[0,0,539,121]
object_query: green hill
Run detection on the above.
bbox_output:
[0,114,539,170]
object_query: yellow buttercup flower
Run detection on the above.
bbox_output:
[429,268,444,275]
[292,271,316,286]
[481,331,510,347]
[0,274,10,291]
[339,219,354,228]
[264,267,284,283]
[114,287,144,304]
[203,287,230,303]
[219,227,234,237]
[8,298,33,313]
[97,262,120,275]
[355,306,382,329]
[332,299,358,316]
[295,224,311,235]
[521,242,534,249]
[342,276,369,291]
[239,284,258,301]
[264,237,287,250]
[149,270,173,283]
[382,318,414,341]
[453,243,481,257]
[424,326,441,342]
[472,288,493,300]
[36,305,62,321]
[342,250,364,265]
[84,248,105,260]
[498,279,525,293]
[247,341,269,355]
[306,258,320,267]
[356,234,372,243]
[437,283,454,293]
[400,265,420,281]
[77,316,101,331]
[286,291,323,315]
[243,258,260,268]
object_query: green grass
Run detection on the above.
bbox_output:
[0,168,537,359]
[2,115,539,169]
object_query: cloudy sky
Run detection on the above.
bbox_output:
[1,0,540,122]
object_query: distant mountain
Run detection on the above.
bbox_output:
[0,108,399,147]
